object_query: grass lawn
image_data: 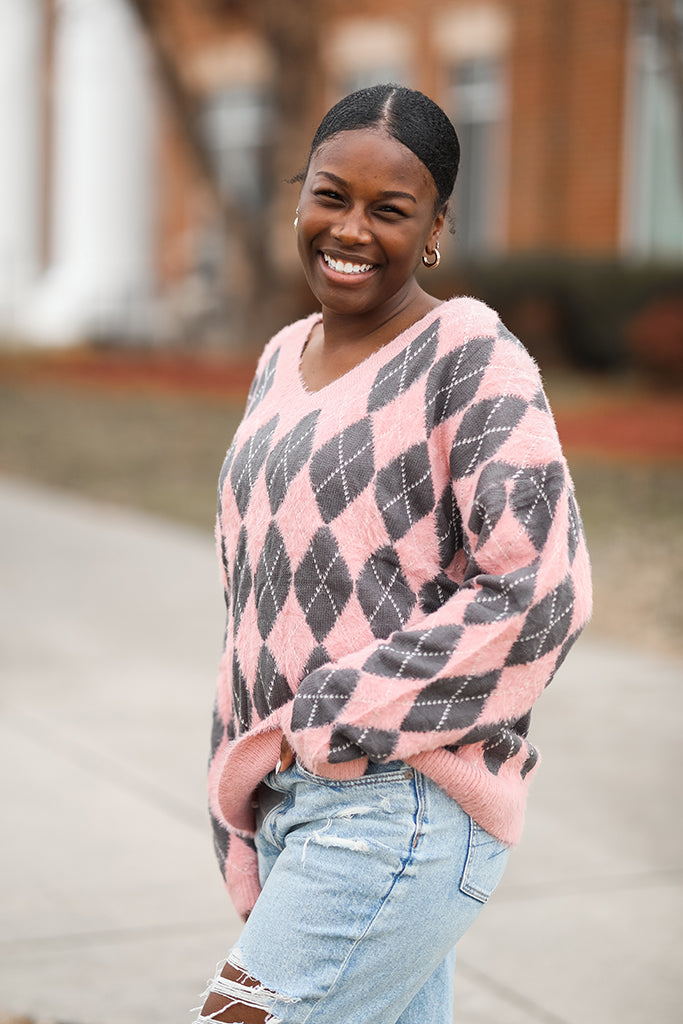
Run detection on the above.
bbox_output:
[1,368,681,659]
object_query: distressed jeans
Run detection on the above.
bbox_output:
[200,760,509,1024]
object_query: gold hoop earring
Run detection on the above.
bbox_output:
[293,207,299,231]
[422,241,440,269]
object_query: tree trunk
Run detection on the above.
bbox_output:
[128,0,323,348]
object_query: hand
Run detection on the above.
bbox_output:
[277,734,295,772]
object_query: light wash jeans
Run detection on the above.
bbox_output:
[210,760,509,1024]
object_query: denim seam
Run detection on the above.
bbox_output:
[459,819,490,904]
[295,763,414,788]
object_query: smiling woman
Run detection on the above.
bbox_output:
[196,84,592,1024]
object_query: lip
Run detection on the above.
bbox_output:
[318,250,378,280]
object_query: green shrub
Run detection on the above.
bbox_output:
[432,255,683,374]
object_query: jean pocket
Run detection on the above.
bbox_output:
[459,816,510,904]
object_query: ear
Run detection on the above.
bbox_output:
[427,205,446,250]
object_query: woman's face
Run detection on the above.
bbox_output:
[296,128,444,322]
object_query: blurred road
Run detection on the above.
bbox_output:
[1,476,681,1024]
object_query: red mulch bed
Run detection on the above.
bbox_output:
[2,348,681,461]
[552,393,683,461]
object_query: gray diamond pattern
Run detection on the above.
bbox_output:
[329,723,398,763]
[294,527,353,642]
[505,575,575,665]
[401,670,500,732]
[232,526,252,632]
[254,521,292,640]
[363,625,463,679]
[253,644,293,719]
[367,320,440,412]
[356,546,416,639]
[434,485,463,569]
[232,651,252,733]
[376,442,435,540]
[450,397,527,479]
[425,335,494,436]
[510,462,565,551]
[230,415,279,516]
[309,417,374,523]
[290,667,360,731]
[419,573,459,614]
[467,461,515,547]
[246,346,280,414]
[464,562,538,625]
[265,410,320,515]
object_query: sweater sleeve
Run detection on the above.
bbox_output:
[282,335,592,775]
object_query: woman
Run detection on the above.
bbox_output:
[197,84,592,1024]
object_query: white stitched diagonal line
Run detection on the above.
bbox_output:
[522,592,572,658]
[256,657,274,704]
[397,327,437,394]
[263,536,285,609]
[380,466,431,513]
[427,352,487,418]
[376,326,437,394]
[451,395,511,476]
[314,437,373,494]
[302,670,336,728]
[521,467,554,528]
[438,499,459,546]
[474,570,536,620]
[273,421,316,488]
[413,675,491,731]
[303,545,342,619]
[234,430,269,495]
[368,561,403,626]
[395,628,443,678]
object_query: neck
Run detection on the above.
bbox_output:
[320,284,440,354]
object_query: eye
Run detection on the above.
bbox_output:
[313,189,344,203]
[376,204,407,218]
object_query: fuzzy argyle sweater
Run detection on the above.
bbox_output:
[209,296,592,917]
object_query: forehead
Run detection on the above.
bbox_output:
[307,128,437,201]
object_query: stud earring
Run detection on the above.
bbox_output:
[293,207,299,231]
[422,241,440,269]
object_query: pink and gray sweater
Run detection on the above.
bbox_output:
[209,296,592,917]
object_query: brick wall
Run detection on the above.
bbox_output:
[155,0,631,285]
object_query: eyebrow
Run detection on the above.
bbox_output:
[314,171,417,204]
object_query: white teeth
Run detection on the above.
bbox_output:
[323,253,373,275]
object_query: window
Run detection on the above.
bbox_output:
[625,1,683,256]
[328,20,412,102]
[448,56,505,255]
[341,65,409,94]
[201,84,273,211]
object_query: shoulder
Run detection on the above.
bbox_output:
[436,295,540,374]
[259,311,321,363]
[245,312,320,408]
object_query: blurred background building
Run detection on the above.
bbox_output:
[0,0,681,360]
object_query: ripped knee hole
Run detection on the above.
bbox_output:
[194,949,294,1024]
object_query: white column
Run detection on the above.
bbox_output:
[24,0,157,344]
[0,0,44,333]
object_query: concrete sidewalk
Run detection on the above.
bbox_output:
[0,476,680,1024]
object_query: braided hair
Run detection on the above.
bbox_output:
[304,84,460,210]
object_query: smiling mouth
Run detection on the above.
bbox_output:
[322,252,376,275]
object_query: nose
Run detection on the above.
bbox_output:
[330,206,372,246]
